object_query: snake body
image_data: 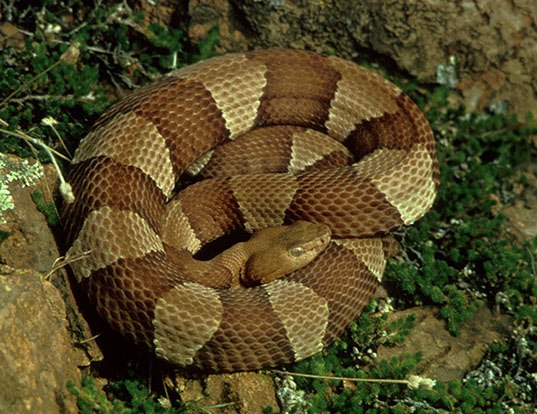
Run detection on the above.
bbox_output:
[62,49,439,372]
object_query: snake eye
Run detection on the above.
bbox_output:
[289,246,305,257]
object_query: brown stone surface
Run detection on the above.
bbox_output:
[188,0,249,51]
[503,161,537,242]
[0,267,83,413]
[376,306,512,382]
[0,22,26,50]
[0,155,59,272]
[176,371,279,413]
[136,0,187,27]
[0,155,100,413]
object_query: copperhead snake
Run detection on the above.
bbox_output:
[62,49,439,372]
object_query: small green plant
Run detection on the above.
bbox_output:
[67,376,187,414]
[31,189,59,226]
[67,376,125,414]
[0,230,9,243]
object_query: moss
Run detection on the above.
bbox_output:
[67,376,187,414]
[0,230,9,244]
[278,301,421,412]
[67,376,125,414]
[31,189,59,227]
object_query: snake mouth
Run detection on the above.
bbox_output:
[193,229,251,261]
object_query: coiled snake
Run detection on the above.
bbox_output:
[62,49,439,372]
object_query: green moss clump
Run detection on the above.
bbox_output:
[67,376,187,414]
[31,189,59,227]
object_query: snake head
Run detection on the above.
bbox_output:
[242,220,331,287]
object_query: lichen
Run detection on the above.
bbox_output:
[275,375,310,414]
[0,153,44,223]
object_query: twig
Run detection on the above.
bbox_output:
[41,116,72,159]
[77,332,102,345]
[270,369,436,390]
[41,250,91,281]
[0,124,70,162]
[7,94,95,104]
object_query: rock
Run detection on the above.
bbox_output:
[187,0,250,51]
[0,22,25,50]
[376,306,512,382]
[504,202,537,242]
[0,154,101,413]
[0,154,59,272]
[175,371,279,413]
[358,0,537,118]
[503,162,537,242]
[0,267,84,413]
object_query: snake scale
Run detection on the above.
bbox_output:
[62,49,439,372]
